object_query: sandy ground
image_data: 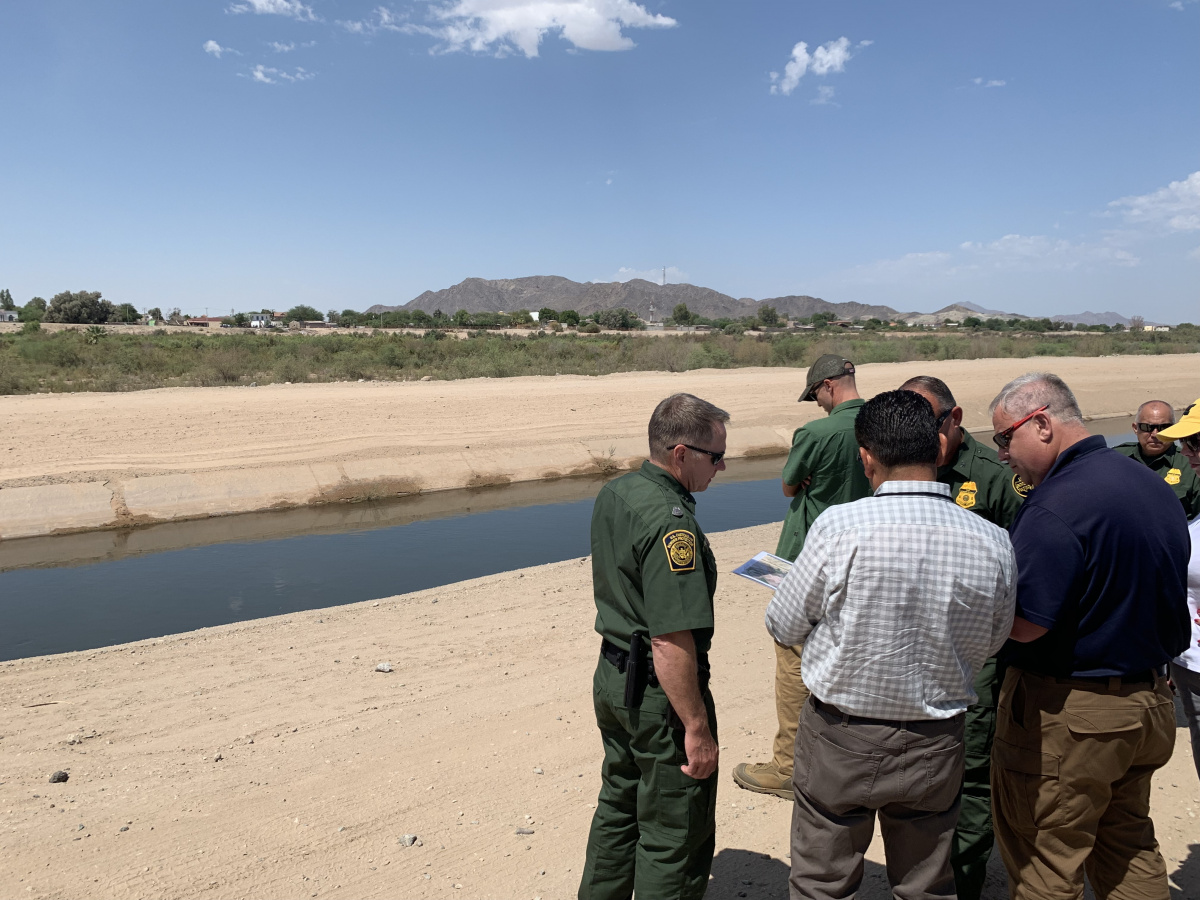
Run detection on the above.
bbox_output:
[1,356,1198,539]
[1,522,1197,900]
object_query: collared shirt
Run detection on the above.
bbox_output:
[1176,515,1200,673]
[765,480,1017,720]
[775,398,871,561]
[591,461,718,654]
[1114,440,1200,518]
[1005,436,1191,677]
[939,429,1027,529]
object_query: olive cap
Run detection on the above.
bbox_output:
[800,354,855,402]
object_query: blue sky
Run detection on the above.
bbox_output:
[1,1,1197,321]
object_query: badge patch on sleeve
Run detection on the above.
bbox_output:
[955,481,978,509]
[1011,474,1033,498]
[662,530,697,572]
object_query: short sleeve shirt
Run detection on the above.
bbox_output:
[1114,441,1200,519]
[775,398,872,561]
[938,430,1027,529]
[591,461,718,655]
[1004,436,1191,677]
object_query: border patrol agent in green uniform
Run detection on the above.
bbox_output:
[579,393,729,900]
[1114,399,1200,518]
[902,376,1028,900]
[733,355,872,800]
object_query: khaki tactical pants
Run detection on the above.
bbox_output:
[772,642,812,776]
[991,667,1176,900]
[579,656,718,900]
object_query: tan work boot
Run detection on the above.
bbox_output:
[732,762,794,800]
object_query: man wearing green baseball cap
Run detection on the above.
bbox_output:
[732,353,872,799]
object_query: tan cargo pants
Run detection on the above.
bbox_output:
[991,667,1176,900]
[772,642,812,775]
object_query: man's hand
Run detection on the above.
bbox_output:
[681,723,718,779]
[651,630,717,780]
[1009,616,1049,643]
[781,475,812,498]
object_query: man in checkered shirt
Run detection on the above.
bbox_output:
[765,389,1017,900]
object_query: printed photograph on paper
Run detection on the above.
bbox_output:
[732,551,793,590]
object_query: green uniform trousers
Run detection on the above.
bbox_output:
[951,656,1005,900]
[579,656,718,900]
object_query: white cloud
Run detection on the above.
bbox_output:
[270,41,295,52]
[607,266,689,285]
[770,36,855,96]
[811,85,837,106]
[204,40,238,58]
[1108,171,1200,232]
[959,234,1138,270]
[972,77,1006,87]
[338,6,408,35]
[250,64,316,84]
[228,0,318,21]
[399,0,677,58]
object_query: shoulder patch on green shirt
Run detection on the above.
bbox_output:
[662,530,697,572]
[1011,474,1033,498]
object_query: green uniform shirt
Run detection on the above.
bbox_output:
[591,461,718,655]
[1114,441,1200,518]
[775,398,872,562]
[938,429,1028,530]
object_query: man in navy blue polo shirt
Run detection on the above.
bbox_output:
[987,372,1190,900]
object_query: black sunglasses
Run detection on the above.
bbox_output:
[677,444,725,465]
[1135,422,1170,434]
[1183,434,1200,453]
[934,408,953,430]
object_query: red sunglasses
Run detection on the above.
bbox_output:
[993,405,1049,450]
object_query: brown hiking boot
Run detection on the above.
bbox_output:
[732,762,794,800]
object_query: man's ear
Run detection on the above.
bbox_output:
[950,406,964,428]
[859,446,876,481]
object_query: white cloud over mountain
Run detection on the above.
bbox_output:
[1108,171,1200,233]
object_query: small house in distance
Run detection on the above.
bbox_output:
[0,310,18,323]
[249,313,273,328]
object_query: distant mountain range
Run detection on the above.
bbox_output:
[364,276,1157,326]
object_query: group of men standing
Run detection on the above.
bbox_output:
[578,358,1194,900]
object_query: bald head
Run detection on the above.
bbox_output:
[1133,400,1175,458]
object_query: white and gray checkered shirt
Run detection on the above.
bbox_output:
[765,480,1017,720]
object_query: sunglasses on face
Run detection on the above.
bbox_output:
[677,443,726,465]
[1135,422,1170,434]
[1182,434,1200,453]
[934,408,953,430]
[993,405,1049,450]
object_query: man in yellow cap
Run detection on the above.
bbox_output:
[1156,400,1200,782]
[1114,400,1200,517]
[733,354,872,799]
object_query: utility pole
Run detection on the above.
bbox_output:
[662,266,666,286]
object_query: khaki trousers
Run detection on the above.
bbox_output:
[790,698,965,900]
[991,667,1176,900]
[772,642,812,775]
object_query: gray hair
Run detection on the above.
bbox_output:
[648,393,731,461]
[989,372,1084,424]
[900,375,957,415]
[1135,400,1175,423]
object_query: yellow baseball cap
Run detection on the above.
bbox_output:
[1157,398,1200,440]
